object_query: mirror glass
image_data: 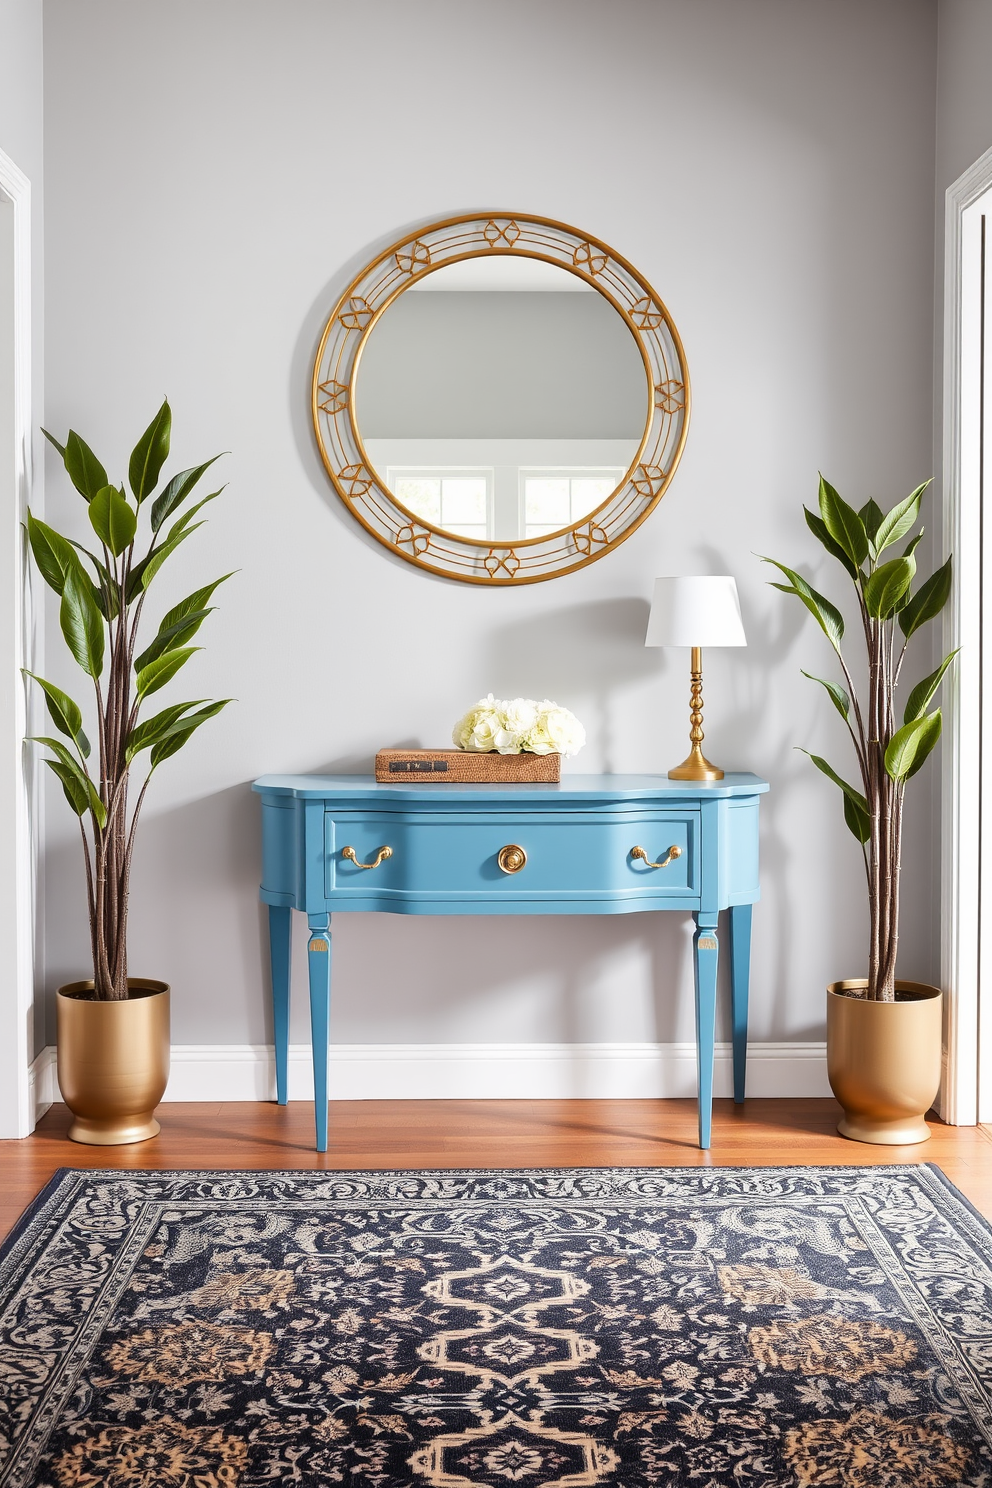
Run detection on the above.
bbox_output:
[354,257,650,543]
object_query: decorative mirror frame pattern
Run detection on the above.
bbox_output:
[312,213,690,584]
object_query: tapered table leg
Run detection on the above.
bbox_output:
[307,913,331,1152]
[729,903,752,1105]
[693,912,719,1150]
[268,905,292,1106]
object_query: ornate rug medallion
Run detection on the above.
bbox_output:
[0,1165,991,1485]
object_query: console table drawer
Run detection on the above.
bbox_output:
[324,809,698,901]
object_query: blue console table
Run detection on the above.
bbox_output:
[252,772,768,1152]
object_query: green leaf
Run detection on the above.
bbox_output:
[41,427,66,459]
[59,568,105,677]
[885,711,942,781]
[135,646,200,698]
[45,757,87,816]
[159,574,234,634]
[129,399,172,503]
[904,651,958,724]
[149,699,232,767]
[88,485,137,557]
[134,609,213,673]
[804,508,858,580]
[125,699,208,761]
[843,792,871,843]
[31,738,104,825]
[899,555,953,638]
[863,555,916,619]
[64,430,108,500]
[818,476,869,569]
[873,481,930,557]
[762,557,845,652]
[801,670,850,721]
[42,751,106,825]
[67,540,121,620]
[21,670,89,755]
[125,555,151,603]
[858,499,885,543]
[25,511,82,595]
[150,454,223,532]
[802,750,871,840]
[164,487,223,541]
[902,530,924,560]
[139,522,204,591]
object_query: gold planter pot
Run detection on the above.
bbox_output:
[826,979,942,1145]
[56,979,170,1145]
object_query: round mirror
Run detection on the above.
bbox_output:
[354,257,650,545]
[313,214,689,584]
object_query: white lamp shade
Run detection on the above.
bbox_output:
[645,575,747,648]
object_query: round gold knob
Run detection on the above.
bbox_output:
[497,844,527,874]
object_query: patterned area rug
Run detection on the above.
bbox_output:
[1,1166,991,1486]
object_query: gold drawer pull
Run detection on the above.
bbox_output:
[342,844,393,871]
[631,844,682,869]
[497,844,527,874]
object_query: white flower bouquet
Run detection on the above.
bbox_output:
[452,695,586,757]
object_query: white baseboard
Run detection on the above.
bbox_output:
[160,1040,830,1102]
[28,1041,831,1110]
[29,1045,57,1123]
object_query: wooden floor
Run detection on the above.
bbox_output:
[3,1098,992,1243]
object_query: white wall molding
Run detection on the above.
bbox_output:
[29,1044,56,1124]
[28,1039,830,1116]
[941,142,992,1124]
[145,1040,829,1103]
[0,146,35,1139]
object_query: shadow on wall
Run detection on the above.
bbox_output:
[483,596,660,771]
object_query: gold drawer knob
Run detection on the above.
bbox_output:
[497,844,527,874]
[342,844,393,871]
[631,844,682,869]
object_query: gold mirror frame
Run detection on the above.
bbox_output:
[312,213,689,585]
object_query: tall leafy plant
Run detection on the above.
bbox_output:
[764,478,953,1002]
[26,400,232,1001]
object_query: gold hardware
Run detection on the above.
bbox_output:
[631,844,682,869]
[342,844,393,871]
[497,844,527,874]
[309,938,328,953]
[311,212,690,585]
[669,645,725,781]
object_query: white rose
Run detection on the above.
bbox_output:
[452,695,502,752]
[525,701,586,758]
[492,697,538,754]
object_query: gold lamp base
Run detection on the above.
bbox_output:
[668,647,725,781]
[668,745,724,782]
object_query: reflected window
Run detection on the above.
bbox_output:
[390,470,491,540]
[522,470,622,538]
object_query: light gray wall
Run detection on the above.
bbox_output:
[936,0,992,191]
[357,292,646,438]
[42,0,939,1053]
[0,0,44,1058]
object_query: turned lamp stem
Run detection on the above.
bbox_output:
[669,646,724,781]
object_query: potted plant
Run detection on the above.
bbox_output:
[764,477,953,1143]
[27,400,232,1144]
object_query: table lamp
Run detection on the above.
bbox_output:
[645,575,747,780]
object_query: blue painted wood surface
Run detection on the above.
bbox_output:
[253,772,768,1151]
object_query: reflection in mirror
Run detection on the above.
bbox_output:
[354,258,649,542]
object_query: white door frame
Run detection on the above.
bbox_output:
[0,146,36,1138]
[941,144,992,1125]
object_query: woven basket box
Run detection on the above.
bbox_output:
[375,749,561,783]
